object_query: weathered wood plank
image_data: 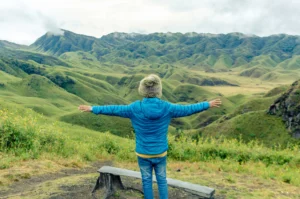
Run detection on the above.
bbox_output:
[98,166,215,198]
[99,166,142,179]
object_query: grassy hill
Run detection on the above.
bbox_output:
[1,29,300,145]
[197,111,293,147]
[0,74,85,116]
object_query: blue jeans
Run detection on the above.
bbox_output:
[138,156,168,199]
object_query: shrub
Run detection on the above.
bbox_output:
[0,109,66,157]
[46,72,75,88]
[101,139,120,154]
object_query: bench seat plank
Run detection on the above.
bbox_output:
[98,166,215,198]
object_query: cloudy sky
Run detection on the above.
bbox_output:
[1,0,300,45]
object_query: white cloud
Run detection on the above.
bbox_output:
[0,0,300,45]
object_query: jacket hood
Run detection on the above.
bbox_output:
[140,98,166,120]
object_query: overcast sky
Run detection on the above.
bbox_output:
[1,0,300,45]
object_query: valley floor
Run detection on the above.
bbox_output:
[0,160,299,199]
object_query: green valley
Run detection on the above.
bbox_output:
[0,30,300,198]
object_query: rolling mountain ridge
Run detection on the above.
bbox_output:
[30,30,300,71]
[0,29,300,147]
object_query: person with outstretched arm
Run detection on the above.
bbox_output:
[78,74,222,199]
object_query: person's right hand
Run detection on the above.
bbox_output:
[209,99,222,108]
[78,105,92,112]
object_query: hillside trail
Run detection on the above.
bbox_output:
[0,161,217,199]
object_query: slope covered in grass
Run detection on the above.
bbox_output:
[239,67,271,78]
[0,71,20,83]
[190,84,300,147]
[197,111,298,147]
[0,75,86,116]
[60,112,133,138]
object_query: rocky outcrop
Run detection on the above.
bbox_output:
[268,80,300,138]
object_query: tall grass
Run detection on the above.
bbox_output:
[0,108,66,159]
[168,135,299,166]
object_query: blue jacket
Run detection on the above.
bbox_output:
[92,98,210,155]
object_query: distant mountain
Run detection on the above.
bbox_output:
[0,40,27,49]
[30,30,110,57]
[30,30,300,70]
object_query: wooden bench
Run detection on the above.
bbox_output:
[92,166,215,199]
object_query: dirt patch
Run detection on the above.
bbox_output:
[0,161,111,198]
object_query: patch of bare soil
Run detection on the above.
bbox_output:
[0,161,110,199]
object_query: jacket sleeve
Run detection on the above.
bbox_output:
[169,101,210,118]
[91,104,133,118]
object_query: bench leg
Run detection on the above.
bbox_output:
[92,174,105,198]
[92,173,125,199]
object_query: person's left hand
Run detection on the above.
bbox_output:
[78,105,92,112]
